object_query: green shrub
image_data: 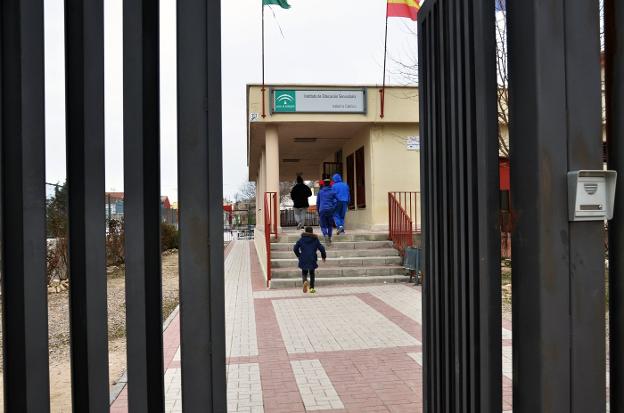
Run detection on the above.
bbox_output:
[161,222,179,251]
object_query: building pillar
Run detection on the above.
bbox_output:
[265,125,280,229]
[257,151,265,227]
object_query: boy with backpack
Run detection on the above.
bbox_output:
[293,226,327,293]
[316,178,338,244]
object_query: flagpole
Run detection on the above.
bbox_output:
[380,2,389,119]
[262,3,267,118]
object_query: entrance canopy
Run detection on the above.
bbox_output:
[248,122,364,181]
[247,84,419,181]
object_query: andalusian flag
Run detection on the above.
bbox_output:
[387,0,420,21]
[263,0,290,9]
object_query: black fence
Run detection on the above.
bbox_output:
[420,0,613,411]
[508,0,607,411]
[1,0,225,411]
[418,0,501,411]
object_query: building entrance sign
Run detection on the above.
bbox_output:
[272,89,367,114]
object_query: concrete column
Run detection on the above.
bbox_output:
[265,125,280,193]
[257,151,266,227]
[265,125,280,229]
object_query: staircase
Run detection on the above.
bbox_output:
[268,232,408,289]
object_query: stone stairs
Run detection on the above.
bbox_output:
[268,232,409,289]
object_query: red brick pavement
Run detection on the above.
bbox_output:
[249,244,424,413]
[111,241,516,412]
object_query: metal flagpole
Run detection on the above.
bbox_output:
[262,2,267,117]
[380,2,389,118]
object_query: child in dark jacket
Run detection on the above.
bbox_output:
[293,227,327,293]
[317,179,338,244]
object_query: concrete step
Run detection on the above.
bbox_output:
[269,275,409,289]
[271,256,402,269]
[270,240,394,252]
[270,265,405,279]
[270,248,399,260]
[274,233,389,243]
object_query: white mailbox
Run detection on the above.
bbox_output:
[568,170,617,221]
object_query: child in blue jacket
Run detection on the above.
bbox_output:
[317,178,338,243]
[331,173,350,234]
[293,226,327,293]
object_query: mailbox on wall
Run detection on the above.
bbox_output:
[567,170,617,221]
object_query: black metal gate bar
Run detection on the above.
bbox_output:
[472,0,503,409]
[605,0,624,410]
[64,0,110,410]
[123,0,166,411]
[564,1,606,410]
[418,0,501,411]
[0,0,51,411]
[508,0,606,410]
[177,0,227,410]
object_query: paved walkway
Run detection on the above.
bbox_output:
[111,240,515,412]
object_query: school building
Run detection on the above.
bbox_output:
[247,84,421,228]
[246,84,425,281]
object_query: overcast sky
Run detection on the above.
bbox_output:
[43,0,418,202]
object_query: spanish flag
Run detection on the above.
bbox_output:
[387,0,420,21]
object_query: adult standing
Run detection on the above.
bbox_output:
[332,173,350,234]
[290,175,312,230]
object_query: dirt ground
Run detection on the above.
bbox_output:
[0,250,179,412]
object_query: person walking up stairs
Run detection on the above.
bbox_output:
[290,175,312,230]
[317,178,338,244]
[331,173,350,235]
[293,226,327,293]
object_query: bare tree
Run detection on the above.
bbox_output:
[495,0,510,157]
[280,181,295,205]
[392,3,511,157]
[236,181,257,202]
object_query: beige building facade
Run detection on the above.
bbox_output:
[247,84,421,238]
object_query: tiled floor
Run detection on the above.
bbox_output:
[111,240,518,412]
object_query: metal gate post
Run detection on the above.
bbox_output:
[606,0,624,410]
[177,0,227,410]
[508,0,606,411]
[0,0,51,410]
[65,0,110,410]
[123,0,166,411]
[418,0,501,411]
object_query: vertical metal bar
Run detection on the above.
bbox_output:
[123,0,165,410]
[64,0,110,410]
[438,1,451,408]
[472,0,502,410]
[177,0,227,409]
[461,3,479,409]
[564,1,606,411]
[273,192,278,238]
[0,0,51,410]
[508,0,571,407]
[447,0,461,409]
[606,0,624,409]
[419,0,501,410]
[510,0,606,409]
[388,193,391,240]
[456,0,469,407]
[417,16,429,409]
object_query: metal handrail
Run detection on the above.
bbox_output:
[388,192,420,255]
[264,192,278,287]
